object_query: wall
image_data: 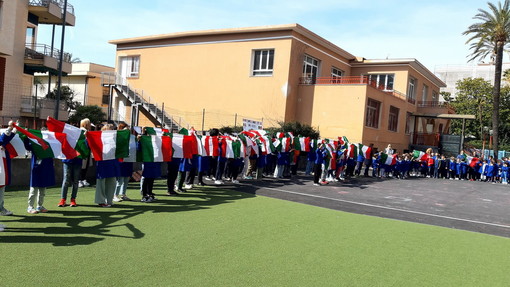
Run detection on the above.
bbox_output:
[115,37,294,130]
[310,85,366,141]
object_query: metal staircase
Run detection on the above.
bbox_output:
[101,72,181,132]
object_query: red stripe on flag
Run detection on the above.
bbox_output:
[86,131,105,161]
[162,136,172,161]
[46,116,65,133]
[4,143,17,158]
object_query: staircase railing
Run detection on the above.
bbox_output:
[101,72,190,131]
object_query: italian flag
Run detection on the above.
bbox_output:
[224,139,242,158]
[172,134,194,159]
[412,150,428,161]
[14,124,49,151]
[138,135,172,162]
[46,117,81,148]
[360,144,372,159]
[202,136,219,156]
[294,137,311,152]
[338,136,349,146]
[466,156,479,168]
[380,153,397,165]
[347,144,358,158]
[274,137,291,152]
[16,126,77,159]
[1,132,26,158]
[86,130,130,161]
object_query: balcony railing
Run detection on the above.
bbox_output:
[21,96,68,114]
[300,76,416,104]
[25,43,71,62]
[417,101,454,110]
[29,0,75,15]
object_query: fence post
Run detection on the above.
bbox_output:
[234,113,237,128]
[202,108,205,134]
[162,102,165,128]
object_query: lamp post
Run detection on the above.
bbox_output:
[54,0,68,120]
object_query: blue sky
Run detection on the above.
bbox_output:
[37,0,498,72]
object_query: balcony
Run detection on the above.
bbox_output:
[300,76,415,104]
[20,96,68,121]
[28,0,76,26]
[24,43,72,75]
[417,101,455,114]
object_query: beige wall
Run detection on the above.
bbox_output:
[310,85,367,142]
[117,38,294,130]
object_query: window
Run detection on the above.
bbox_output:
[408,77,416,102]
[388,106,399,132]
[366,74,394,91]
[303,55,320,80]
[119,56,140,78]
[432,91,438,102]
[331,67,344,83]
[252,49,274,76]
[26,27,36,47]
[102,87,110,105]
[405,112,412,134]
[365,98,381,128]
[422,84,428,103]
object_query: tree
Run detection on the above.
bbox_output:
[46,85,81,111]
[445,78,492,138]
[68,105,106,126]
[463,0,510,159]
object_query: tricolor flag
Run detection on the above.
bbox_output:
[86,130,130,161]
[360,144,372,159]
[294,137,311,152]
[338,136,349,146]
[466,156,479,168]
[380,153,397,165]
[347,144,358,158]
[138,135,172,162]
[46,117,81,148]
[224,139,242,158]
[412,150,428,161]
[1,131,26,158]
[13,124,49,150]
[172,133,194,159]
[274,137,291,152]
[202,136,219,156]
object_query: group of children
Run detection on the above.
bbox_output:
[0,121,508,232]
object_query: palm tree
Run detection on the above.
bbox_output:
[463,0,510,159]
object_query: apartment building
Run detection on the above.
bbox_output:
[0,0,75,127]
[108,24,453,152]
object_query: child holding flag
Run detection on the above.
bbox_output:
[0,121,16,220]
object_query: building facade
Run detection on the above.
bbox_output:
[0,0,75,127]
[108,24,453,152]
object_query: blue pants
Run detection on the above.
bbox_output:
[61,162,81,199]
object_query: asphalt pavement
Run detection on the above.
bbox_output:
[229,174,510,238]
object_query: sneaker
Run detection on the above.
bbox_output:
[78,181,84,188]
[166,191,179,196]
[0,223,6,229]
[313,183,320,186]
[232,179,240,184]
[98,203,111,207]
[27,208,38,214]
[82,180,90,187]
[150,195,157,201]
[113,196,122,202]
[0,209,13,216]
[320,181,329,185]
[244,176,253,180]
[58,199,66,207]
[36,206,48,213]
[214,180,224,185]
[70,198,77,207]
[120,195,131,201]
[0,226,4,232]
[196,182,205,186]
[184,184,193,189]
[204,176,212,181]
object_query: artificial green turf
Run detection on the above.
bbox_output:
[1,180,509,286]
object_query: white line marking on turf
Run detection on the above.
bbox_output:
[262,187,510,230]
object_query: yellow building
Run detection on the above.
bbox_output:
[0,0,75,127]
[108,24,453,152]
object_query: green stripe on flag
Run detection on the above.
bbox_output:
[115,130,130,159]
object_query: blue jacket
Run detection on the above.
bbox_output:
[97,159,120,179]
[0,132,15,186]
